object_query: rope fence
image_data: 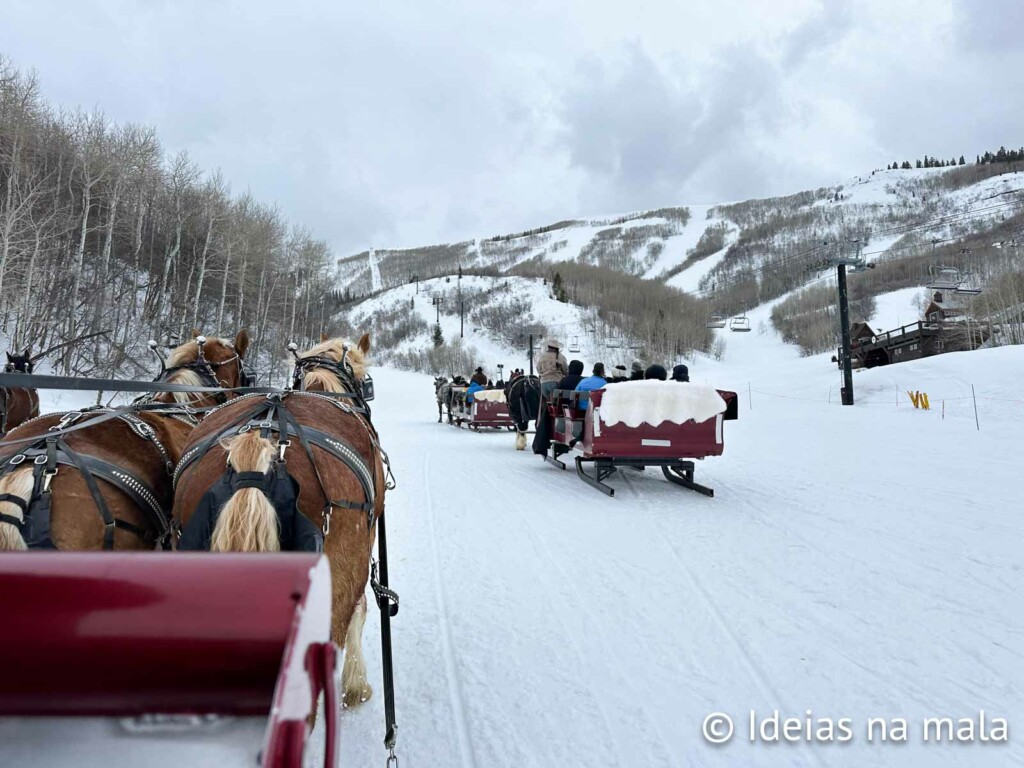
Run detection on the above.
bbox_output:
[741,380,1024,431]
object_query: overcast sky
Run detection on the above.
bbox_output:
[2,0,1021,256]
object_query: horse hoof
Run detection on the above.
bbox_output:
[343,684,373,708]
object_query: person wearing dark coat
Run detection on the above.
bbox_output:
[644,364,668,381]
[556,359,585,391]
[629,361,644,381]
[470,367,488,386]
[671,364,690,382]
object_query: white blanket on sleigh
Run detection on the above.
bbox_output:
[473,389,506,403]
[597,381,727,428]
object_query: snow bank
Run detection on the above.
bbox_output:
[598,381,726,427]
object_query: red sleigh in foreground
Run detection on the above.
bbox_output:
[544,385,739,496]
[0,553,339,768]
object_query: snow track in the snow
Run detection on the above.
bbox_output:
[422,446,479,768]
[332,346,1022,768]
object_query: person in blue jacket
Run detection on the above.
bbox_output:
[466,379,485,403]
[574,362,607,409]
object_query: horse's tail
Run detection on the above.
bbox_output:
[0,466,33,551]
[210,431,280,552]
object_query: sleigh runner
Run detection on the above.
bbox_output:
[544,381,738,496]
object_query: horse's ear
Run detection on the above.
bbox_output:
[22,346,31,358]
[191,328,201,339]
[5,352,11,361]
[357,333,371,354]
[234,329,250,357]
[320,332,329,343]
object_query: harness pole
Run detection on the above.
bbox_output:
[528,334,534,377]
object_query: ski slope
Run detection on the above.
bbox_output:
[336,328,1023,767]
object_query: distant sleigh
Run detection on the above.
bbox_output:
[542,381,739,496]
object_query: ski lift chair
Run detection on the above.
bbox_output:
[953,272,982,296]
[607,336,622,349]
[928,266,962,291]
[569,336,581,353]
[706,313,726,329]
[730,315,751,332]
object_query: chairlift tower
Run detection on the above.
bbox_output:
[809,238,875,405]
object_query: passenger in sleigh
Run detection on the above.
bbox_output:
[574,362,607,409]
[466,378,485,404]
[608,364,629,383]
[556,359,585,392]
[644,364,668,381]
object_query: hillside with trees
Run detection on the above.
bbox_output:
[0,56,335,382]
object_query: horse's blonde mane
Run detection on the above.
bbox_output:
[300,337,368,381]
[166,337,232,367]
[165,368,204,403]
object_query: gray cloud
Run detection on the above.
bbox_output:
[1,0,1019,255]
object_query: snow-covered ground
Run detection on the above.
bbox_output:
[335,317,1023,767]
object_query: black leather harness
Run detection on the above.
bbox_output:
[179,463,323,552]
[175,392,384,545]
[0,406,191,550]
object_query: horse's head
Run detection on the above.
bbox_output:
[154,329,251,405]
[295,333,371,395]
[4,348,33,374]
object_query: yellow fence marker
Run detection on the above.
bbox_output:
[907,391,930,410]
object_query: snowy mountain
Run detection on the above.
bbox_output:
[334,162,1024,368]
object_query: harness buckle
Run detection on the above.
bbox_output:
[10,454,25,466]
[321,505,332,536]
[33,455,47,466]
[278,440,291,460]
[41,469,57,493]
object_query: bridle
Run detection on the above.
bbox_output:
[152,337,252,405]
[291,345,375,413]
[4,356,34,374]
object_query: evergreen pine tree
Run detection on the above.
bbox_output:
[432,324,444,348]
[916,159,923,168]
[960,156,966,165]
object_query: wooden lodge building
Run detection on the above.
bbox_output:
[840,291,991,369]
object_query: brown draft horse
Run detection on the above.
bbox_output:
[0,331,250,551]
[1,349,40,435]
[172,333,388,708]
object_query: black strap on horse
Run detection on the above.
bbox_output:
[175,393,376,533]
[291,351,375,418]
[370,504,399,764]
[0,405,176,549]
[0,387,8,434]
[0,401,195,449]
